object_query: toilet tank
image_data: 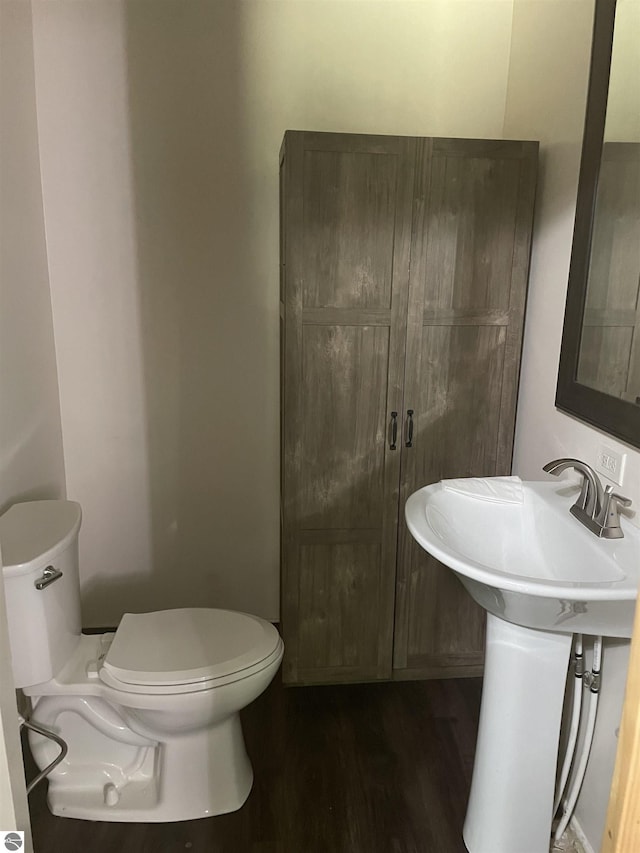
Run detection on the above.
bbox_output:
[0,501,83,689]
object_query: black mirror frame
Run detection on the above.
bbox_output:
[556,0,640,449]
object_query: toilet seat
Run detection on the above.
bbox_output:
[99,608,281,695]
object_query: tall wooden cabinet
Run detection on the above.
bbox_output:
[280,131,538,685]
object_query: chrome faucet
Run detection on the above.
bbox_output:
[543,457,631,539]
[543,458,604,518]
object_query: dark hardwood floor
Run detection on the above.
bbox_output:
[25,677,482,853]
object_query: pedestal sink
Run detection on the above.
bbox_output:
[405,480,640,853]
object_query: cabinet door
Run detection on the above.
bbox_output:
[393,138,538,678]
[281,132,415,684]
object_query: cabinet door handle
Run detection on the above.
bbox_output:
[405,409,414,447]
[390,412,398,450]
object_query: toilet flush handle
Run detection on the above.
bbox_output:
[35,565,63,590]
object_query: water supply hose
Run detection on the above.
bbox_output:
[21,717,68,795]
[554,635,603,843]
[554,634,583,815]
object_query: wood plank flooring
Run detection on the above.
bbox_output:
[25,677,482,853]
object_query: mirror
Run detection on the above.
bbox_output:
[556,0,640,448]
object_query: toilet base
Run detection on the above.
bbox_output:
[43,713,254,822]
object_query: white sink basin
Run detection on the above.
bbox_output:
[406,478,640,853]
[405,480,640,638]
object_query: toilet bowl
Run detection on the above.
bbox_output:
[0,500,283,822]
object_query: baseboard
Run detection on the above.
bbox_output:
[570,815,597,853]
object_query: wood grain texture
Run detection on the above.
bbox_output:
[297,541,383,671]
[26,675,483,853]
[577,142,640,402]
[281,131,305,684]
[299,324,389,529]
[579,326,635,399]
[602,585,640,853]
[281,132,537,684]
[420,151,519,315]
[393,138,537,676]
[302,149,397,310]
[281,132,415,684]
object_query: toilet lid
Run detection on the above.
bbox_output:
[102,608,280,687]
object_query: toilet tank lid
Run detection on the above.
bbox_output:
[0,501,82,576]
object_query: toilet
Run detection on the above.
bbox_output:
[0,500,283,822]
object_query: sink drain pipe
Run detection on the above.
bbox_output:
[554,635,603,843]
[554,634,584,815]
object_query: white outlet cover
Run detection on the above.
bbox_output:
[595,444,627,487]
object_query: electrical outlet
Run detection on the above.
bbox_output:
[595,445,627,486]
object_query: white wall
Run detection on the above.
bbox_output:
[31,0,516,626]
[0,1,66,513]
[505,1,640,848]
[0,0,67,846]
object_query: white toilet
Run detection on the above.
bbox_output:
[0,500,284,822]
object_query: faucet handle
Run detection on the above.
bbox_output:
[609,487,631,506]
[605,486,631,509]
[598,485,632,538]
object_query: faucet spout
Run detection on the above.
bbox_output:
[543,458,631,539]
[542,458,604,519]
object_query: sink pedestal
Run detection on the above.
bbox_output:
[463,614,572,853]
[404,480,639,849]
